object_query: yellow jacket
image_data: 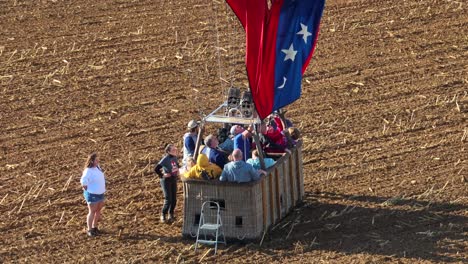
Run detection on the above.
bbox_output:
[184,153,222,180]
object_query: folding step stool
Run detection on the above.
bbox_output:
[194,201,226,254]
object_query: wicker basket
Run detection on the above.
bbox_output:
[182,142,303,241]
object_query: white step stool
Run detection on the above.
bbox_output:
[194,201,226,254]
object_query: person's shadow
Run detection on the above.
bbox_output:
[250,191,467,262]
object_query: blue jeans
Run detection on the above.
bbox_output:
[160,176,177,215]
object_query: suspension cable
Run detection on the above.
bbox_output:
[224,1,236,90]
[211,0,224,91]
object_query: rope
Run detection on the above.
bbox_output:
[223,1,235,91]
[237,233,246,240]
[211,0,224,90]
[190,230,198,238]
[214,1,240,101]
[174,2,205,120]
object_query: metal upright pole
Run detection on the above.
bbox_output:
[252,124,266,170]
[193,123,205,162]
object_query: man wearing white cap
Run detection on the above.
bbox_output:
[182,120,198,167]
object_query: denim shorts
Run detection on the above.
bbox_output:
[83,190,105,204]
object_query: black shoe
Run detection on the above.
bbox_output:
[87,230,97,237]
[168,214,176,222]
[92,227,100,235]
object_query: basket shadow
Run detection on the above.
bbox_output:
[253,191,467,262]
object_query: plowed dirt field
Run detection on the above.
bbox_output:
[0,0,466,263]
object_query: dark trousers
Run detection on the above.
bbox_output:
[160,176,177,215]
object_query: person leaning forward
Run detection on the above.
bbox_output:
[184,153,222,180]
[201,134,227,169]
[220,149,266,183]
[154,144,180,223]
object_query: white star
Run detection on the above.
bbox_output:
[281,44,297,62]
[296,23,312,44]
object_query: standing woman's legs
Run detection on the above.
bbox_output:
[93,200,105,228]
[160,178,170,217]
[169,177,177,217]
[87,203,98,231]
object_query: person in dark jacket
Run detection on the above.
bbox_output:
[154,144,180,223]
[201,134,227,169]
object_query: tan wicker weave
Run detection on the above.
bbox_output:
[182,142,303,241]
